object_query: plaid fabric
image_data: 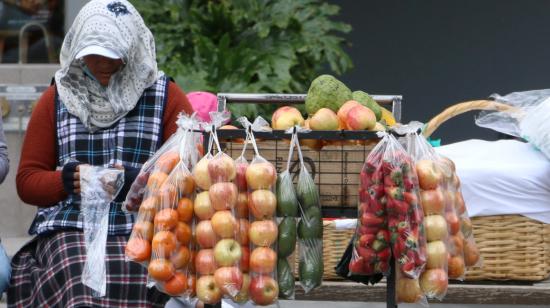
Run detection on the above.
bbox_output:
[29,75,168,236]
[7,231,170,307]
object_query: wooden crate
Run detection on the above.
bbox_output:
[221,140,377,210]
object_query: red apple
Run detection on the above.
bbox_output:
[424,215,448,242]
[196,220,217,249]
[193,156,212,190]
[195,249,217,275]
[235,193,249,218]
[249,220,278,247]
[426,240,447,269]
[420,268,448,298]
[420,189,445,215]
[245,162,277,190]
[271,106,304,130]
[238,219,250,246]
[446,211,460,235]
[213,239,242,267]
[250,247,276,274]
[211,210,237,238]
[309,108,340,130]
[337,100,361,129]
[208,153,236,183]
[396,277,423,303]
[209,182,238,211]
[194,191,214,220]
[240,246,250,273]
[233,273,251,303]
[248,190,277,220]
[235,161,248,191]
[416,160,442,190]
[346,105,376,130]
[196,275,222,304]
[214,266,243,296]
[249,275,279,305]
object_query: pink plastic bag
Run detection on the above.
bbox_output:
[187,92,219,123]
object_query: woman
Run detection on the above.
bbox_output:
[0,103,10,298]
[9,1,193,307]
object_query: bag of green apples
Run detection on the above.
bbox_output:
[242,118,279,306]
[192,113,244,305]
[294,129,323,293]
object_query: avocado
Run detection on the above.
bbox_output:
[352,90,382,121]
[278,217,297,258]
[298,241,323,292]
[296,167,319,209]
[277,257,295,299]
[298,206,323,239]
[276,171,299,217]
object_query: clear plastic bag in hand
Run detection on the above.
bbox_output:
[80,165,124,297]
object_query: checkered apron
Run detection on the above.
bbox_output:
[8,75,171,307]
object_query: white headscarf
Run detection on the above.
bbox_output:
[54,0,163,132]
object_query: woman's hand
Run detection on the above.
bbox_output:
[73,165,81,194]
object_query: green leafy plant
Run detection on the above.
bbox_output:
[136,0,353,120]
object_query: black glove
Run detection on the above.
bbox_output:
[62,161,83,195]
[114,165,140,202]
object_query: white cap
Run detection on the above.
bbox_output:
[75,46,120,59]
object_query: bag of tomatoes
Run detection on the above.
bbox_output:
[123,114,201,213]
[125,115,200,298]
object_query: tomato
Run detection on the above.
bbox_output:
[152,231,177,258]
[133,221,154,241]
[177,198,194,223]
[164,272,188,296]
[125,237,151,262]
[147,171,168,190]
[171,246,191,269]
[148,258,175,281]
[175,222,192,245]
[154,208,179,231]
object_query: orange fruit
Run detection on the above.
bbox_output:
[148,258,175,281]
[154,208,179,231]
[175,222,192,245]
[464,240,480,266]
[158,183,178,205]
[125,237,151,262]
[448,256,466,279]
[152,231,177,258]
[164,272,188,296]
[449,232,465,256]
[139,196,159,220]
[177,174,196,196]
[177,198,194,223]
[156,151,180,174]
[133,221,154,241]
[147,171,168,190]
[171,246,191,269]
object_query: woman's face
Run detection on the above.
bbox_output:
[83,55,124,86]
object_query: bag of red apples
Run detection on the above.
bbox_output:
[125,115,200,298]
[191,113,247,305]
[350,131,428,305]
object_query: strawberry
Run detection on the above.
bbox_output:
[359,234,376,247]
[358,189,369,202]
[410,206,424,224]
[394,239,406,257]
[403,192,418,205]
[371,239,387,252]
[368,184,384,199]
[349,257,365,273]
[368,198,384,216]
[371,170,384,185]
[361,212,384,227]
[375,261,390,273]
[397,221,410,236]
[403,177,415,190]
[393,200,410,215]
[401,259,415,275]
[359,225,380,235]
[363,260,375,274]
[376,229,391,244]
[390,169,404,186]
[385,187,404,201]
[358,247,377,261]
[405,233,419,249]
[376,247,391,262]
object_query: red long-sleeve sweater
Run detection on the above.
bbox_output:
[17,81,193,207]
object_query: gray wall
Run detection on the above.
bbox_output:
[333,0,550,143]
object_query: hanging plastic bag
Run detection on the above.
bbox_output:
[292,128,324,294]
[242,119,279,306]
[475,89,550,159]
[398,122,450,301]
[80,165,124,297]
